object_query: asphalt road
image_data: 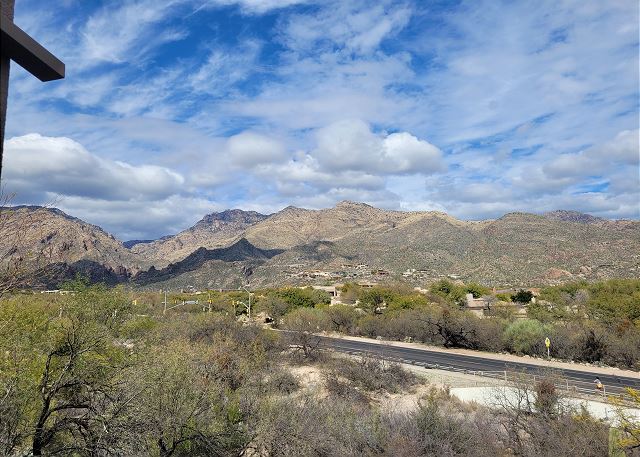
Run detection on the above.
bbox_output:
[317,335,640,396]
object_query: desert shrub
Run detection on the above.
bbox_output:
[534,378,560,418]
[548,322,592,362]
[488,302,519,320]
[413,307,481,349]
[526,300,569,322]
[326,355,417,393]
[358,287,396,313]
[470,317,506,352]
[517,411,609,457]
[325,304,359,333]
[250,396,377,456]
[323,373,370,405]
[379,395,500,456]
[356,314,387,338]
[539,279,640,324]
[338,282,361,304]
[256,295,291,325]
[512,289,534,303]
[503,319,549,355]
[129,341,250,455]
[282,308,330,359]
[265,368,300,395]
[603,325,640,370]
[386,293,430,311]
[119,314,159,340]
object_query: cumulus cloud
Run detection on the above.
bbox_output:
[3,134,185,202]
[53,195,221,241]
[314,119,444,175]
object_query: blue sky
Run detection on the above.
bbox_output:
[3,0,639,240]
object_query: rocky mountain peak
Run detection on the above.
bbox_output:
[544,210,605,224]
[197,209,268,226]
[335,200,374,209]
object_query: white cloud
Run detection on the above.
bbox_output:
[189,41,262,96]
[227,131,288,167]
[3,134,185,202]
[280,2,411,54]
[543,129,639,179]
[314,119,443,175]
[201,0,310,14]
[427,129,640,220]
[80,0,189,66]
[53,195,220,241]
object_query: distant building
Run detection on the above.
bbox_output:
[311,285,338,297]
[465,293,491,317]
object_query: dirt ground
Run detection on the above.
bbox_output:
[286,354,503,413]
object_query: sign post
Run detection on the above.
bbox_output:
[545,337,551,358]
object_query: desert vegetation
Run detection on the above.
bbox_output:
[1,280,638,455]
[256,279,640,370]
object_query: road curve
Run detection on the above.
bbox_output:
[317,335,640,395]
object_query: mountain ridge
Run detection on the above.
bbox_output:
[2,203,638,289]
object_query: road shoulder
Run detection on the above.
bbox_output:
[320,332,640,378]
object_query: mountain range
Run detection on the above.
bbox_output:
[1,202,638,290]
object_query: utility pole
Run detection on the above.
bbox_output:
[163,290,168,315]
[241,285,251,319]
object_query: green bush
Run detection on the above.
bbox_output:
[276,287,330,308]
[387,293,429,311]
[429,279,466,306]
[464,282,490,298]
[503,319,549,354]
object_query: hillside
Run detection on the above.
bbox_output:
[131,202,640,289]
[1,202,639,289]
[130,209,268,267]
[0,206,142,277]
[134,238,284,286]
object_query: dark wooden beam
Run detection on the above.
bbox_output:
[0,13,64,82]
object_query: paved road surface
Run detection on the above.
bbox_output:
[317,335,640,395]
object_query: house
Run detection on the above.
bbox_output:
[311,285,338,297]
[465,293,491,317]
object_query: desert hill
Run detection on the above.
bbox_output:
[1,202,638,289]
[130,209,268,267]
[0,206,142,274]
